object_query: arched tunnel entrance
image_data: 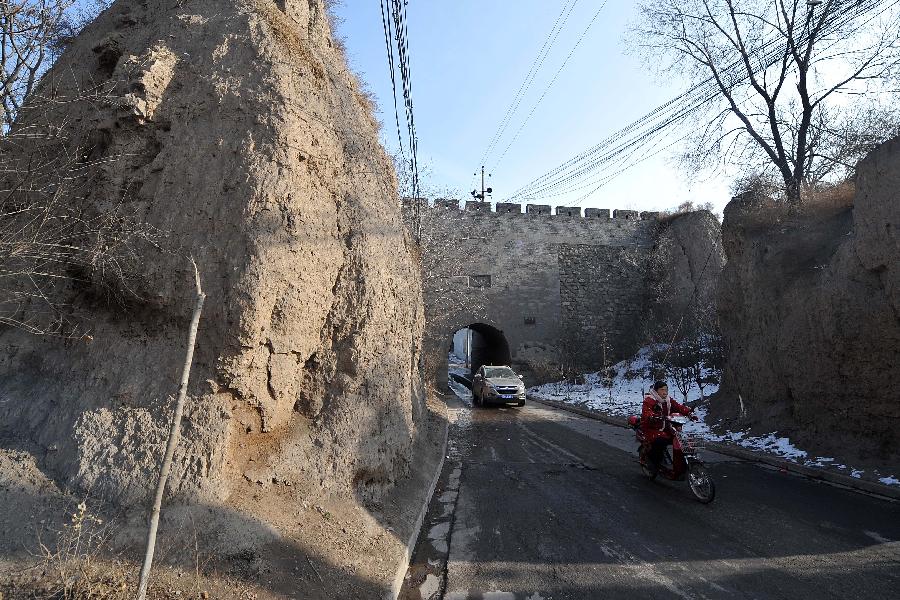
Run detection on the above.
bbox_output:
[448,323,511,380]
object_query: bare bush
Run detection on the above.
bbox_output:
[0,85,161,335]
[22,500,133,600]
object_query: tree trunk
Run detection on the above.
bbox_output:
[136,259,206,600]
[784,175,803,206]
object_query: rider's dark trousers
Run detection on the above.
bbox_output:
[649,437,671,465]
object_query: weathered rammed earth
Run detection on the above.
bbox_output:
[715,138,900,465]
[0,2,437,595]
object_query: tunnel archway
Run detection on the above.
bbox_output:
[449,323,511,379]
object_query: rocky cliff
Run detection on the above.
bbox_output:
[714,139,900,465]
[0,0,427,511]
[648,210,725,338]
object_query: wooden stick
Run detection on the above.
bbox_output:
[136,258,206,600]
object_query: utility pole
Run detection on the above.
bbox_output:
[471,168,493,201]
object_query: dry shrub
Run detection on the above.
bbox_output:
[731,181,856,229]
[1,501,133,599]
[801,181,855,213]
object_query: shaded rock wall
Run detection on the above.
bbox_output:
[0,0,426,504]
[715,138,900,463]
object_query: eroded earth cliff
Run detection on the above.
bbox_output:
[714,138,900,466]
[0,2,434,595]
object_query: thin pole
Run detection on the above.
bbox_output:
[136,259,206,600]
[481,166,485,202]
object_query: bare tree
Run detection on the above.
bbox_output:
[395,155,492,378]
[137,259,205,600]
[0,1,113,131]
[2,1,74,129]
[633,0,900,204]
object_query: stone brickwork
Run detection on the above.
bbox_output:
[402,200,670,385]
[558,244,650,367]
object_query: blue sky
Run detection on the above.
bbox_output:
[331,1,731,214]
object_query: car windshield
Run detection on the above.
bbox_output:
[484,367,516,379]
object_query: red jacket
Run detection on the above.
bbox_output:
[640,391,692,443]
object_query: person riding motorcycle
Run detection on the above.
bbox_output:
[641,380,695,473]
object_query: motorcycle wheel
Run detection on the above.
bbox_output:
[688,464,716,503]
[639,446,657,481]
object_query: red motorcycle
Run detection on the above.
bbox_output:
[628,414,716,503]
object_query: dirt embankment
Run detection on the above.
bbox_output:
[713,138,900,466]
[647,210,725,337]
[0,1,441,597]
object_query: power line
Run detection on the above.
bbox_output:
[381,0,422,235]
[507,0,891,204]
[491,0,610,173]
[476,0,581,174]
[512,0,891,201]
[379,0,404,156]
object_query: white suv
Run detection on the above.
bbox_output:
[472,365,526,407]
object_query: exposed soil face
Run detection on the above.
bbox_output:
[713,138,900,466]
[0,0,436,595]
[648,210,725,335]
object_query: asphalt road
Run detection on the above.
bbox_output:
[401,389,900,600]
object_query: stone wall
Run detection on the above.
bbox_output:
[403,201,714,385]
[558,244,651,368]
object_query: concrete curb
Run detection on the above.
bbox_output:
[388,396,451,600]
[529,396,900,502]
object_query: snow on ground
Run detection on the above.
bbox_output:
[526,345,899,487]
[528,346,715,418]
[448,353,471,379]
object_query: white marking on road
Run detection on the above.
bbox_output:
[429,521,450,540]
[865,530,892,543]
[419,573,441,599]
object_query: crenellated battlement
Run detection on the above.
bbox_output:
[400,197,661,220]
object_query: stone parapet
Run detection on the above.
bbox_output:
[526,204,552,215]
[496,202,522,214]
[398,197,664,221]
[556,206,582,217]
[613,209,640,220]
[434,198,460,209]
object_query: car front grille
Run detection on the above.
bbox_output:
[495,386,520,395]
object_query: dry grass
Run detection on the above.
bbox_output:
[801,181,855,212]
[254,0,326,81]
[1,502,133,600]
[732,181,856,229]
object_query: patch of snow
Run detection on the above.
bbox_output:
[527,345,719,419]
[528,343,894,490]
